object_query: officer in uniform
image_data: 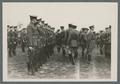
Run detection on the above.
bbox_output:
[27,15,39,75]
[104,26,111,59]
[96,33,100,48]
[86,25,96,64]
[99,30,104,55]
[20,28,27,52]
[80,28,89,59]
[66,24,79,65]
[8,26,14,57]
[59,26,66,56]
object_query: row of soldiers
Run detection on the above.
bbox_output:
[26,15,55,75]
[7,15,56,75]
[55,24,111,64]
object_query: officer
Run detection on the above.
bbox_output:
[7,25,10,32]
[27,15,39,75]
[96,33,100,48]
[80,28,89,59]
[20,28,27,52]
[86,25,96,64]
[55,28,62,53]
[8,26,14,57]
[13,26,18,55]
[99,30,104,55]
[66,24,79,65]
[104,26,111,59]
[59,26,66,56]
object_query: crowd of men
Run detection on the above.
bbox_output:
[7,15,111,75]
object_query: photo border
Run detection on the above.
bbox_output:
[0,0,120,84]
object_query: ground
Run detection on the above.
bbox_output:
[8,46,111,80]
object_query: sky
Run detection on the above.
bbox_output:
[3,2,118,32]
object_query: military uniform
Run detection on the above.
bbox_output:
[99,31,104,55]
[80,28,89,59]
[104,27,111,59]
[27,15,41,75]
[8,26,18,57]
[20,29,27,52]
[66,24,79,65]
[86,25,96,63]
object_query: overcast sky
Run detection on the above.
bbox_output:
[3,2,117,32]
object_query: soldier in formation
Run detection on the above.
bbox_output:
[85,25,96,63]
[8,26,18,57]
[104,26,111,59]
[79,28,89,59]
[20,28,27,53]
[26,15,56,75]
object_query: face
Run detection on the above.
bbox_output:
[84,30,88,33]
[108,28,111,33]
[91,27,94,31]
[31,19,37,24]
[105,28,109,32]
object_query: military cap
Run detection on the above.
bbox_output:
[105,27,109,30]
[60,26,64,29]
[48,25,51,28]
[14,26,17,28]
[68,24,73,27]
[37,18,42,21]
[100,30,103,33]
[72,25,77,29]
[89,25,95,29]
[7,25,10,27]
[10,26,13,28]
[30,15,37,20]
[41,21,45,23]
[44,23,48,25]
[82,28,89,31]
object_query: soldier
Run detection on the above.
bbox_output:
[7,26,17,57]
[59,26,66,56]
[20,28,27,52]
[66,24,79,65]
[99,30,104,55]
[96,33,100,48]
[86,25,96,64]
[104,26,111,59]
[55,29,61,53]
[80,28,89,59]
[26,15,39,75]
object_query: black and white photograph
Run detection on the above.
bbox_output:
[2,2,118,82]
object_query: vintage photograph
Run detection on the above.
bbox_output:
[3,2,118,81]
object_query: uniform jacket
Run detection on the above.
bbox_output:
[67,29,79,47]
[87,31,96,50]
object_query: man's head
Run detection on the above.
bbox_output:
[89,25,95,31]
[30,15,37,24]
[100,30,103,34]
[10,26,14,31]
[105,27,109,33]
[60,26,64,30]
[14,26,17,31]
[51,27,55,32]
[68,24,73,29]
[82,28,89,33]
[72,25,77,29]
[37,18,42,24]
[108,25,111,33]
